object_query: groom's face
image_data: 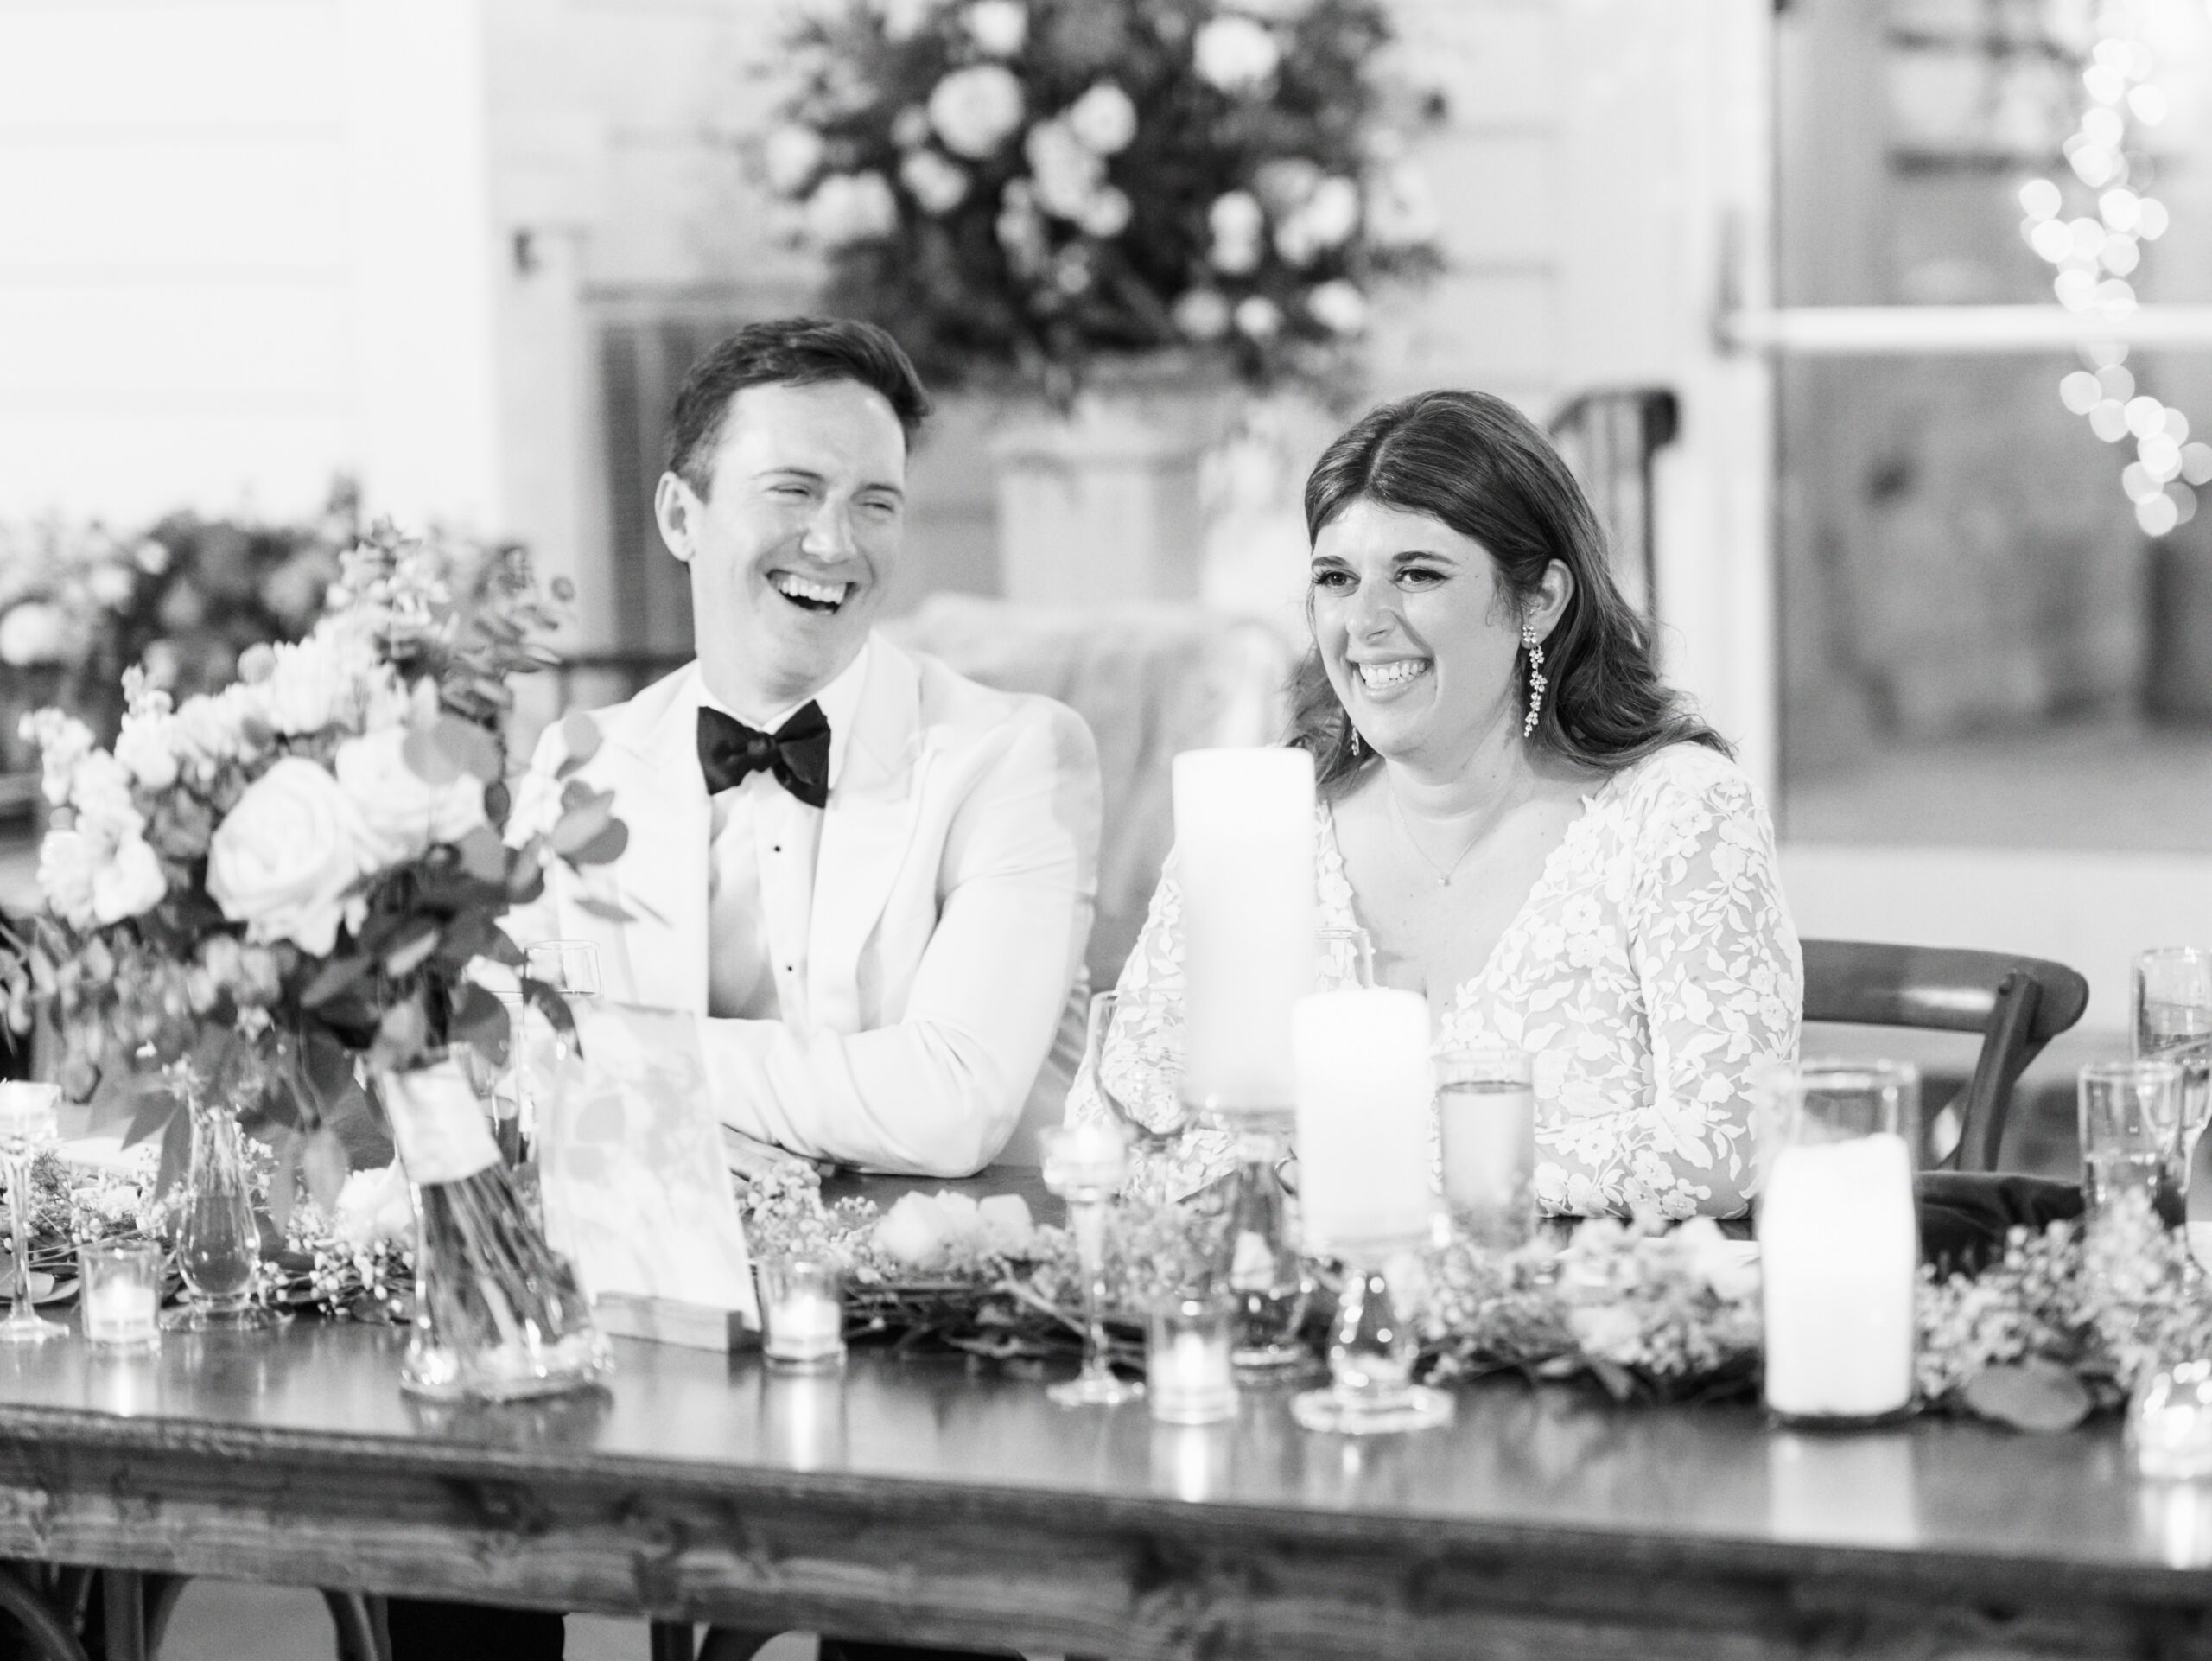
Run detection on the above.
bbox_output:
[661,378,908,704]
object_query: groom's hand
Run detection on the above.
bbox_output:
[721,1124,819,1181]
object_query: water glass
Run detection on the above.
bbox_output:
[1316,925,1376,991]
[79,1240,162,1350]
[2136,947,2212,1187]
[1041,1119,1143,1407]
[753,1256,845,1370]
[524,939,601,998]
[0,1082,64,1345]
[2080,1059,2186,1227]
[1754,1059,1919,1425]
[2133,1359,2212,1480]
[1147,1296,1236,1425]
[1435,1041,1535,1248]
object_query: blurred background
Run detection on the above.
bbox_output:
[6,0,2212,1028]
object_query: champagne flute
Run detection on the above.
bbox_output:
[1041,1117,1142,1407]
[0,1083,65,1344]
[2136,947,2212,1219]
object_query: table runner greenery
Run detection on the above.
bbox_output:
[17,1149,2192,1434]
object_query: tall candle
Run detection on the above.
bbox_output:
[1759,1133,1917,1420]
[1293,989,1436,1253]
[1174,749,1316,1116]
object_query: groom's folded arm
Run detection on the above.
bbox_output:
[700,702,1101,1177]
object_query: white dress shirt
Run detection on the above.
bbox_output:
[701,642,872,1024]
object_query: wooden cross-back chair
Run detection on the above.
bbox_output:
[1800,939,2091,1173]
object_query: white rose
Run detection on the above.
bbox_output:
[762,124,826,196]
[1172,287,1232,340]
[171,689,245,774]
[92,832,165,926]
[927,64,1025,159]
[260,632,360,736]
[207,757,372,958]
[0,602,67,668]
[1306,278,1369,335]
[334,725,489,867]
[1079,185,1132,239]
[36,829,99,930]
[1024,118,1103,219]
[964,0,1026,56]
[114,709,180,792]
[1066,82,1137,155]
[899,148,970,214]
[333,1163,416,1250]
[1234,295,1283,340]
[1193,16,1280,94]
[804,171,899,247]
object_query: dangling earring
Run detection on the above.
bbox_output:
[1349,725,1363,759]
[1521,620,1547,739]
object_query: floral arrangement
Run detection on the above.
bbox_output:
[760,0,1445,395]
[0,484,362,778]
[3,521,622,1216]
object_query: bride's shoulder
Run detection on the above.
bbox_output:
[1599,743,1765,832]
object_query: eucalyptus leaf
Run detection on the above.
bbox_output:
[550,792,618,859]
[1962,1359,2092,1433]
[556,710,603,775]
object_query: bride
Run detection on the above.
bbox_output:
[1067,390,1801,1219]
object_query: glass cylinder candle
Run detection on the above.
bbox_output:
[78,1240,162,1350]
[2080,1059,2186,1228]
[1147,1297,1236,1425]
[2133,1359,2212,1480]
[754,1257,845,1370]
[1293,990,1438,1254]
[1436,1041,1535,1249]
[1172,748,1316,1117]
[1755,1059,1919,1426]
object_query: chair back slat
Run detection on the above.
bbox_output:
[1800,939,2090,1172]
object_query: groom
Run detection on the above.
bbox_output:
[512,315,1100,1176]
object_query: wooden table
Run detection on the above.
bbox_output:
[0,1314,2206,1661]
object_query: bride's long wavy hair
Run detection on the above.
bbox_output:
[1289,390,1727,795]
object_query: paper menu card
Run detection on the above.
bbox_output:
[537,1000,759,1331]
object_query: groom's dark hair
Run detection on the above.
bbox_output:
[668,316,932,494]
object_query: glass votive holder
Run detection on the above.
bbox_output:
[78,1240,162,1350]
[2133,1360,2212,1480]
[1147,1296,1236,1425]
[754,1257,845,1371]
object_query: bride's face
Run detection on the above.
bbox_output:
[1309,498,1522,764]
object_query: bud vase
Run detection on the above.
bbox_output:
[168,1077,272,1332]
[379,1060,609,1401]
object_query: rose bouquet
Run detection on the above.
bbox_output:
[760,0,1444,396]
[5,521,626,1397]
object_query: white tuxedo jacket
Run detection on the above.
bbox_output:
[510,635,1101,1176]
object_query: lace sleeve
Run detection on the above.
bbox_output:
[1610,757,1802,1218]
[1065,850,1190,1135]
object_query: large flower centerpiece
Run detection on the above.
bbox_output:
[762,0,1444,396]
[5,522,627,1397]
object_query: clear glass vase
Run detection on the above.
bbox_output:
[168,1074,271,1333]
[381,1061,610,1402]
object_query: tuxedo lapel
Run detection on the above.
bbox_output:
[596,668,712,1015]
[810,641,931,1033]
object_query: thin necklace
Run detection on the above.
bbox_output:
[1386,787,1484,888]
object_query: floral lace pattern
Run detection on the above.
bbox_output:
[1065,743,1802,1217]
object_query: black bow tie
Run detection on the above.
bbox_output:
[696,702,831,808]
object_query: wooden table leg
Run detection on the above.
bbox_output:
[649,1620,695,1661]
[321,1589,391,1661]
[693,1632,781,1661]
[98,1570,145,1661]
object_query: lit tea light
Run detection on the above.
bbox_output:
[78,1240,161,1350]
[1042,1118,1128,1196]
[2134,1360,2212,1481]
[1147,1297,1236,1425]
[755,1257,845,1369]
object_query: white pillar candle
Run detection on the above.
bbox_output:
[1759,1133,1917,1420]
[764,1288,844,1363]
[1173,749,1317,1115]
[1293,989,1436,1253]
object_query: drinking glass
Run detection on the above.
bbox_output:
[1754,1058,1918,1425]
[753,1256,845,1371]
[79,1240,162,1350]
[1041,1118,1142,1407]
[1147,1295,1236,1425]
[1316,926,1376,991]
[0,1083,64,1344]
[2136,948,2212,1194]
[1435,1040,1535,1249]
[524,939,601,1000]
[2080,1059,2187,1227]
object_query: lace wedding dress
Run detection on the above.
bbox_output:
[1065,742,1802,1219]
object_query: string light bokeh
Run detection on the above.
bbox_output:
[2020,0,2212,536]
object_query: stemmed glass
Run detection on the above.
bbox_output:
[0,1083,65,1344]
[1041,1117,1142,1408]
[2136,947,2212,1208]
